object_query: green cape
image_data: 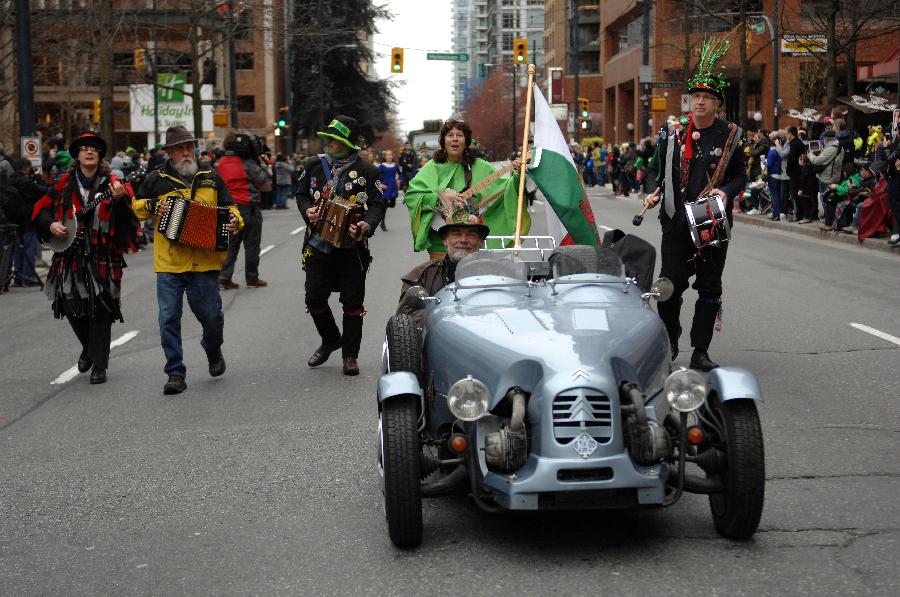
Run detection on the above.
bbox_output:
[404,158,531,253]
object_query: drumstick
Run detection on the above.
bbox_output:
[633,187,661,226]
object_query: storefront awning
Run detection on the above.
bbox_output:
[857,46,899,83]
[786,107,823,122]
[837,93,897,114]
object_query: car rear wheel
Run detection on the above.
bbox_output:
[379,396,423,548]
[708,399,765,539]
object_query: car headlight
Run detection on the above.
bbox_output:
[664,368,707,413]
[447,375,490,421]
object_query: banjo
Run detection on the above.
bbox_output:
[49,166,147,254]
[437,150,531,221]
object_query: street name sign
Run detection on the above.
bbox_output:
[426,53,469,61]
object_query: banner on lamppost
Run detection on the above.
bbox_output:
[129,83,214,133]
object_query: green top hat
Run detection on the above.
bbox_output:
[317,116,362,151]
[687,36,731,103]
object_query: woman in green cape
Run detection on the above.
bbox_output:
[405,120,530,258]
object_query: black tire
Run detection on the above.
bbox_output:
[385,314,421,379]
[381,396,423,548]
[708,399,765,539]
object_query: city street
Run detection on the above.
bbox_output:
[1,188,899,596]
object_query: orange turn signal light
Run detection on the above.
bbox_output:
[449,434,468,454]
[687,426,705,445]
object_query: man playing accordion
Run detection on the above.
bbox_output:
[133,126,243,395]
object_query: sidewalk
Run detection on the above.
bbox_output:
[586,185,899,256]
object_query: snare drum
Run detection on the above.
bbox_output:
[684,194,730,248]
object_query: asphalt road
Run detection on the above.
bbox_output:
[1,186,898,596]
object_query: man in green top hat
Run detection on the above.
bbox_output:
[295,115,386,376]
[643,37,746,373]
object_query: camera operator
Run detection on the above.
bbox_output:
[217,131,271,289]
[1,158,47,286]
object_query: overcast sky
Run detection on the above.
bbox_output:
[372,0,454,135]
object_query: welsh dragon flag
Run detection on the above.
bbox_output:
[530,84,601,248]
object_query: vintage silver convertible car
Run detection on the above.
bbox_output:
[376,238,764,548]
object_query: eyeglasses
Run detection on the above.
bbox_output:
[78,146,99,154]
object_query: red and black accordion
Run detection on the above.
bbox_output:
[157,196,230,251]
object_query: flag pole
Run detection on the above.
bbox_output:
[514,63,536,248]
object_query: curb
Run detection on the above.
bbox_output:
[585,186,898,256]
[732,212,898,256]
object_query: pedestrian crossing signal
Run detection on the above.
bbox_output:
[514,38,528,64]
[92,98,101,124]
[391,48,404,73]
[134,48,145,70]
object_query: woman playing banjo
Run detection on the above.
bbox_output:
[32,131,139,385]
[404,120,529,259]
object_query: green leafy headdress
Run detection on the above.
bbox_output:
[687,36,731,103]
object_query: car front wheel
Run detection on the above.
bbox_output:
[379,396,423,548]
[708,399,765,539]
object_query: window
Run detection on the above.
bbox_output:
[611,14,648,56]
[234,10,253,41]
[502,11,519,29]
[235,52,254,70]
[502,32,514,51]
[237,95,255,113]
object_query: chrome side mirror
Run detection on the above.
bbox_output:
[642,277,675,302]
[400,286,440,310]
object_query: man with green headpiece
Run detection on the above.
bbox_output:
[295,115,386,376]
[643,37,746,372]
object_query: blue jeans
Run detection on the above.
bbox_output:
[157,271,224,378]
[274,184,291,208]
[768,179,787,218]
[12,229,39,284]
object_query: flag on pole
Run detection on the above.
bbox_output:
[529,84,601,248]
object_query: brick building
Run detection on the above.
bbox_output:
[0,0,290,155]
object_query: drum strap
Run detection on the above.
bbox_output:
[699,123,741,198]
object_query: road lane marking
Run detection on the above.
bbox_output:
[290,225,306,235]
[599,225,613,231]
[260,244,275,256]
[534,199,545,205]
[850,323,900,347]
[51,330,140,385]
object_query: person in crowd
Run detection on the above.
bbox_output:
[830,161,880,233]
[618,143,637,198]
[132,126,243,395]
[795,153,819,224]
[398,141,418,192]
[609,144,621,195]
[404,119,527,260]
[597,143,608,187]
[273,153,293,210]
[296,115,386,376]
[636,137,657,194]
[2,158,47,286]
[887,138,900,246]
[217,131,270,289]
[377,149,400,231]
[810,129,845,230]
[397,216,486,325]
[766,130,790,221]
[818,117,834,146]
[643,38,746,372]
[583,150,595,187]
[785,126,806,221]
[32,131,139,385]
[866,125,883,159]
[834,118,856,179]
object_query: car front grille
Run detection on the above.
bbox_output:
[552,389,613,444]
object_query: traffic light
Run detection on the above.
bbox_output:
[134,47,145,70]
[513,38,528,64]
[579,97,589,118]
[391,47,404,73]
[92,98,101,124]
[277,106,288,128]
[650,95,668,112]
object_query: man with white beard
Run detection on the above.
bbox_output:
[396,217,488,325]
[133,126,244,395]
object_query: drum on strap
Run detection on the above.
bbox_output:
[157,196,230,251]
[684,194,731,249]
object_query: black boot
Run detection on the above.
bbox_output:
[78,351,93,373]
[207,347,226,377]
[341,313,364,363]
[89,367,107,384]
[689,349,719,372]
[308,309,341,367]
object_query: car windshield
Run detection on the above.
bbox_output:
[455,251,529,282]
